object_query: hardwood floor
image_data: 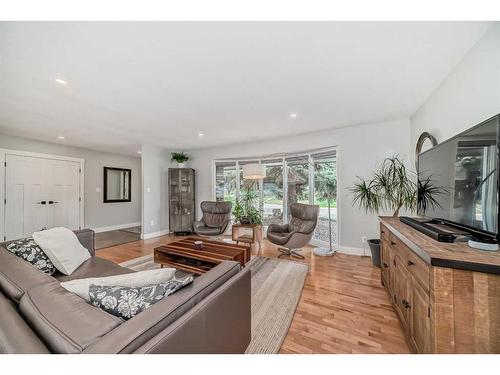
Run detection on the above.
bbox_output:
[97,234,410,354]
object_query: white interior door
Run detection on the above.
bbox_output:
[46,159,81,230]
[4,154,82,240]
[5,155,49,239]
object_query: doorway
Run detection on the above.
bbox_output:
[1,150,84,241]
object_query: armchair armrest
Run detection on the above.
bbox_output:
[268,223,289,233]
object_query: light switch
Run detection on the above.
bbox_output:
[96,187,101,193]
[146,187,151,193]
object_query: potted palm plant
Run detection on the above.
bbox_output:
[350,155,443,267]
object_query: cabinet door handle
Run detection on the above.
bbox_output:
[381,230,385,234]
[407,260,415,266]
[402,299,411,309]
[37,201,47,205]
[383,262,388,268]
[390,241,396,245]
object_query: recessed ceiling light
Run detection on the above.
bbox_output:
[55,78,68,85]
[57,135,65,140]
[198,132,204,137]
[290,113,298,118]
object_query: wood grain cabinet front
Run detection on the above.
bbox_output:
[379,216,500,353]
[409,280,432,353]
[381,228,432,353]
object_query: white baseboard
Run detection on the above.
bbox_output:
[335,246,369,257]
[309,239,369,257]
[141,229,170,240]
[92,222,141,233]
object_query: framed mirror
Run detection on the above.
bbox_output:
[415,132,437,170]
[103,167,131,203]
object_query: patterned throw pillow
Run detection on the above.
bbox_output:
[89,276,194,320]
[6,238,56,275]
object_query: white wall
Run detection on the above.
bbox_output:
[0,133,141,230]
[141,144,172,238]
[189,118,411,252]
[411,23,500,156]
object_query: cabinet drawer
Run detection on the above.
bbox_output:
[389,233,430,292]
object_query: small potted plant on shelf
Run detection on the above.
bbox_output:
[349,155,444,267]
[171,152,189,168]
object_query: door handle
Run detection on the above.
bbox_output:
[37,201,47,205]
[407,260,415,266]
[383,262,388,268]
[48,201,59,204]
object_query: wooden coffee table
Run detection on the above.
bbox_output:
[154,237,250,275]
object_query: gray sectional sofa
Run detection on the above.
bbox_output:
[0,229,251,354]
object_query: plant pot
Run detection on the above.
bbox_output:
[240,218,250,225]
[177,162,186,168]
[368,239,381,268]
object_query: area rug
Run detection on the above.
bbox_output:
[120,255,308,354]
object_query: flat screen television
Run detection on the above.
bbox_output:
[417,114,500,242]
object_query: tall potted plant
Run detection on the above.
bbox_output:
[350,155,443,266]
[233,188,263,225]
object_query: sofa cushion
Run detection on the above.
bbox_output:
[0,291,50,354]
[0,245,56,303]
[89,276,193,320]
[6,237,56,275]
[19,282,123,353]
[33,227,91,275]
[60,267,176,301]
[55,257,135,282]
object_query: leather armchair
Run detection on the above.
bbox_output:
[267,203,319,259]
[193,201,232,237]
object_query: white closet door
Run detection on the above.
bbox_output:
[46,159,81,230]
[5,154,82,241]
[5,154,49,240]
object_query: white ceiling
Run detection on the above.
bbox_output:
[0,21,493,156]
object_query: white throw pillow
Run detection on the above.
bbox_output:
[60,268,177,301]
[33,227,91,275]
